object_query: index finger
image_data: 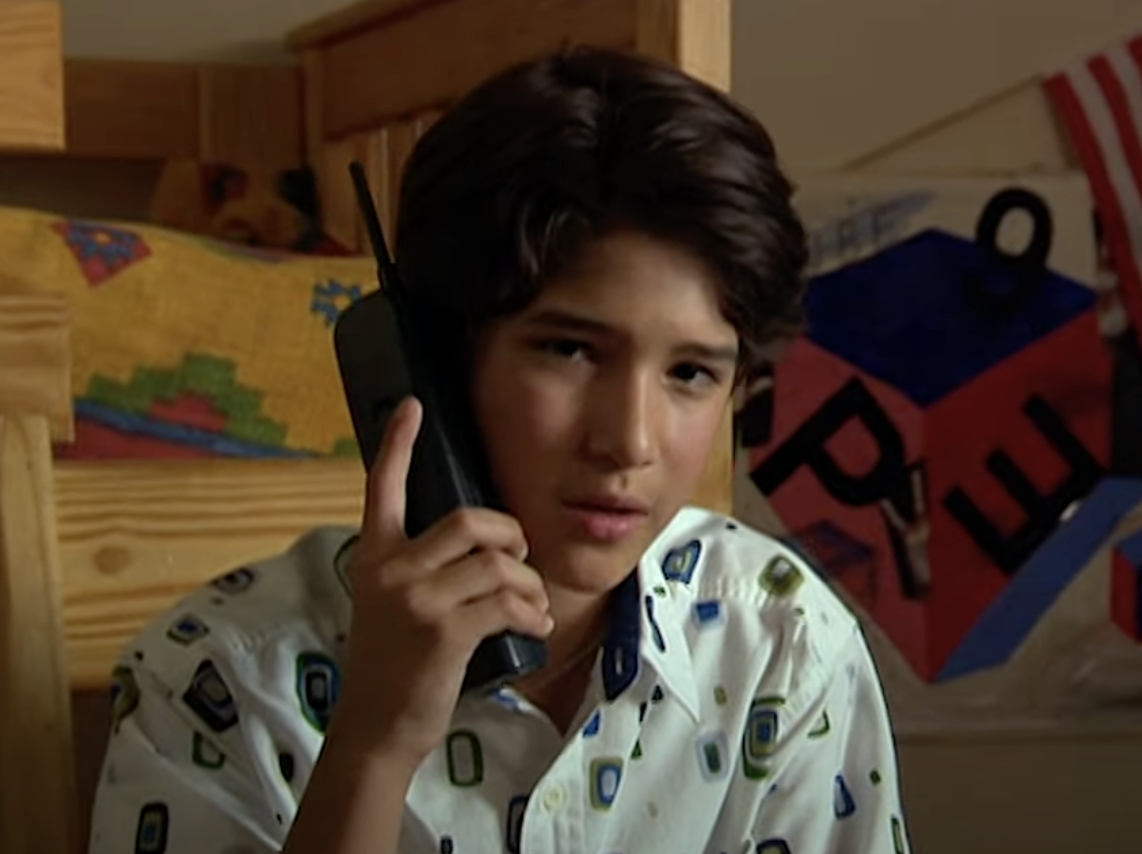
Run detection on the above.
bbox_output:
[362,395,423,548]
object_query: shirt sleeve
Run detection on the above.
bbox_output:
[749,622,913,854]
[87,657,284,854]
[85,603,334,853]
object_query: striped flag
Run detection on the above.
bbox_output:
[1044,33,1142,339]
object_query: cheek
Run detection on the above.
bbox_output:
[478,370,579,469]
[664,400,727,480]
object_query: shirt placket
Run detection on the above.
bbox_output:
[517,731,587,854]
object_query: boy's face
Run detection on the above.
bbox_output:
[472,229,737,595]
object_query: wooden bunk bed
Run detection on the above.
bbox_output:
[0,1,734,852]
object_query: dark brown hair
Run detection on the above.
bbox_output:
[395,46,807,384]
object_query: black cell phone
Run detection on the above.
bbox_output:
[333,162,547,695]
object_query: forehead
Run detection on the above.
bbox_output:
[519,230,736,342]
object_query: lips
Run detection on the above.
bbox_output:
[563,493,650,514]
[562,493,650,542]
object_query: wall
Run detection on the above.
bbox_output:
[731,0,1142,172]
[730,4,1140,854]
[11,1,1141,851]
[59,0,347,63]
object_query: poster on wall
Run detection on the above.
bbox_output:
[734,174,1142,734]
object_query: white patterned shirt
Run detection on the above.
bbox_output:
[88,506,911,854]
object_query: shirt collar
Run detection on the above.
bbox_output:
[598,513,703,724]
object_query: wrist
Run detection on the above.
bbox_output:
[324,702,427,777]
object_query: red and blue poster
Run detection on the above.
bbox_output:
[736,175,1142,734]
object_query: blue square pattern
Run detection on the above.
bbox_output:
[805,229,1096,407]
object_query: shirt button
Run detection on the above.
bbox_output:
[542,784,567,811]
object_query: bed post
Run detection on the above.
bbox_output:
[0,291,80,854]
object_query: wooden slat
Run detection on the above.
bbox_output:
[287,0,432,49]
[353,130,387,210]
[315,0,637,139]
[0,291,73,443]
[0,0,64,152]
[318,136,363,251]
[323,116,435,253]
[315,120,416,253]
[352,128,389,248]
[197,64,304,179]
[301,49,326,156]
[63,59,200,159]
[636,0,730,90]
[56,458,365,689]
[382,120,415,234]
[62,60,303,172]
[0,414,79,854]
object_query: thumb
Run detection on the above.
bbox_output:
[362,395,423,548]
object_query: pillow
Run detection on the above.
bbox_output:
[0,204,375,461]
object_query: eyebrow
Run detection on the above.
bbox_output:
[525,308,739,364]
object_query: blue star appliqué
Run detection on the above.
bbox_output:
[310,279,363,327]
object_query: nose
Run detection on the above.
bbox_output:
[584,368,658,471]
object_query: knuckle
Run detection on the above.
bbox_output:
[505,514,526,542]
[485,551,516,584]
[399,582,438,623]
[449,508,481,539]
[497,589,522,618]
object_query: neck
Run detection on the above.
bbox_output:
[513,582,611,726]
[547,584,611,666]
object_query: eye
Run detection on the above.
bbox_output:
[671,362,721,388]
[536,338,592,360]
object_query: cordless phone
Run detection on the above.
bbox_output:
[334,162,548,694]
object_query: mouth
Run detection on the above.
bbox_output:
[561,494,650,542]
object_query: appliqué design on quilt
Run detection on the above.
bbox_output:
[311,279,363,327]
[52,219,151,285]
[331,436,360,458]
[76,352,306,458]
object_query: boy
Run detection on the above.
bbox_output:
[88,47,911,854]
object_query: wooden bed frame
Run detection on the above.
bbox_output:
[0,1,733,851]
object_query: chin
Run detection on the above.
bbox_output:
[530,522,665,596]
[535,549,635,595]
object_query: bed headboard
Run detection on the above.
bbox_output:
[289,0,730,248]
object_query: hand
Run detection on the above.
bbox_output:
[331,397,553,768]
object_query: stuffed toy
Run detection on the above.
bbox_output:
[149,158,351,256]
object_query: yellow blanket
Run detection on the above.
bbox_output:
[0,204,376,460]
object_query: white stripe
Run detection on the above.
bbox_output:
[1108,45,1142,191]
[1070,62,1142,287]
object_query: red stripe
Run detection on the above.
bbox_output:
[1044,71,1142,342]
[1089,55,1142,215]
[1087,53,1142,317]
[1129,32,1142,63]
[1111,37,1142,295]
